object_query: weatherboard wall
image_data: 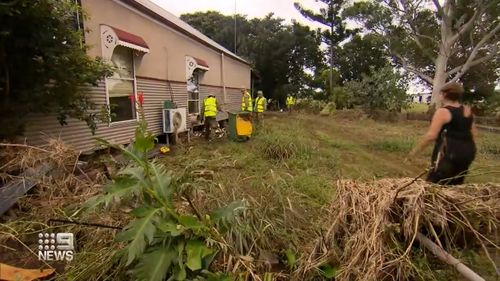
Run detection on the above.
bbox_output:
[81,0,251,89]
[23,79,242,152]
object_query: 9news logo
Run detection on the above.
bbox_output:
[37,232,74,261]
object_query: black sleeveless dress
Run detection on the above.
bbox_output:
[427,105,476,185]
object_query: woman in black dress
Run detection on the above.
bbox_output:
[409,82,477,185]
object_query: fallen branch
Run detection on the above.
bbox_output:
[416,232,485,281]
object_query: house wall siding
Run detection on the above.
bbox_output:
[23,0,251,152]
[23,79,241,152]
[81,0,250,89]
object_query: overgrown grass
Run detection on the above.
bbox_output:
[368,138,415,153]
[2,112,498,280]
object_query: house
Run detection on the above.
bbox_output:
[411,92,432,104]
[24,0,251,152]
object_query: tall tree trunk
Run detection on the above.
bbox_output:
[430,51,448,106]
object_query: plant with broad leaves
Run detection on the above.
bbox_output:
[85,101,246,281]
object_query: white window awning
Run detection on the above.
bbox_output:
[101,25,149,60]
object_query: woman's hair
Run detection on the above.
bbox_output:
[440,82,464,101]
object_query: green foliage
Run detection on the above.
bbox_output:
[318,263,339,279]
[345,67,410,113]
[343,0,499,96]
[294,98,327,114]
[85,105,246,281]
[319,102,337,116]
[284,249,297,269]
[181,12,324,104]
[336,34,389,82]
[0,0,112,139]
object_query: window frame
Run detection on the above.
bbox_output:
[187,69,202,115]
[104,47,139,125]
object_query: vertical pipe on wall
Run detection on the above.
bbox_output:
[221,53,227,104]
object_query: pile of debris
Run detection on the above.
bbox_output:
[298,178,500,281]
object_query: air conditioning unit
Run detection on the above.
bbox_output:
[163,108,187,133]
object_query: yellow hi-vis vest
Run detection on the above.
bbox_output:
[286,96,295,106]
[255,97,266,113]
[241,91,253,112]
[204,96,217,117]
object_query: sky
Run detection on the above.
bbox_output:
[150,0,326,29]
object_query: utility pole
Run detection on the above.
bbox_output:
[329,0,334,100]
[234,0,237,54]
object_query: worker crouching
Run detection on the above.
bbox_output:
[202,95,222,141]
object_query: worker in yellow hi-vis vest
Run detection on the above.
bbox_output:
[202,95,222,141]
[286,94,295,114]
[254,90,267,125]
[241,88,253,112]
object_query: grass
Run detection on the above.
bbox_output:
[2,112,498,280]
[405,103,430,113]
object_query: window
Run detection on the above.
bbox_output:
[107,46,136,122]
[187,69,202,114]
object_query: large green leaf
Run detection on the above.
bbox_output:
[84,176,140,209]
[133,246,176,281]
[117,166,147,187]
[209,200,247,225]
[156,220,183,237]
[149,161,174,202]
[115,207,161,265]
[185,240,213,271]
[178,215,204,231]
[173,263,187,280]
[133,126,155,153]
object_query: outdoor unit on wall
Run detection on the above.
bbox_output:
[163,108,187,134]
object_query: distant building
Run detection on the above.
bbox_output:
[25,0,251,152]
[411,92,432,104]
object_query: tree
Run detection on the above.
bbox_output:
[295,0,354,99]
[346,67,410,113]
[180,11,251,55]
[182,12,324,103]
[344,0,499,105]
[0,0,111,140]
[336,33,389,82]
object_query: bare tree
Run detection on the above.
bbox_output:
[346,0,499,105]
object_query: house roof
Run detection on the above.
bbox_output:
[119,0,250,65]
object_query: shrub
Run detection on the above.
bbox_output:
[295,99,327,114]
[319,102,337,116]
[345,67,410,114]
[85,103,245,281]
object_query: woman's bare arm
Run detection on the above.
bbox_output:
[471,122,478,143]
[409,108,451,157]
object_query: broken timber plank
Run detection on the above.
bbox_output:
[0,163,53,216]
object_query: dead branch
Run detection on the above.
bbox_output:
[416,232,486,281]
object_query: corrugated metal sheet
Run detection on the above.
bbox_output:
[226,88,243,112]
[137,78,190,132]
[23,79,241,152]
[24,79,192,152]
